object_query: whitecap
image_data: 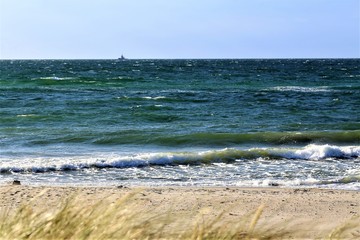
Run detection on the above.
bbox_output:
[36,76,75,81]
[268,86,333,93]
[282,144,360,160]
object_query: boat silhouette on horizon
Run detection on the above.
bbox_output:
[118,54,126,60]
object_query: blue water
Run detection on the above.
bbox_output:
[0,59,359,189]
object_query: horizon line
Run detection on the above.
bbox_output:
[1,57,359,61]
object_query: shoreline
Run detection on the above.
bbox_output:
[1,185,359,238]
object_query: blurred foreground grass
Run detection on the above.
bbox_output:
[0,191,358,239]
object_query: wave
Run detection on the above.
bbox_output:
[90,131,360,146]
[36,77,76,81]
[231,176,360,190]
[1,144,359,174]
[268,86,334,93]
[320,175,360,185]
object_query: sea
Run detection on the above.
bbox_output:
[0,59,359,190]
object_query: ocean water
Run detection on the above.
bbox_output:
[0,59,359,189]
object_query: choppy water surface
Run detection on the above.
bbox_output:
[0,59,359,189]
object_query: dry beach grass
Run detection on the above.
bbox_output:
[0,185,359,239]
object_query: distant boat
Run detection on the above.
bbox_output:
[118,54,126,60]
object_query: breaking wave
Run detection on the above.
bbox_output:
[1,144,359,174]
[29,131,360,146]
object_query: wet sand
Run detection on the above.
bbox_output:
[0,185,359,238]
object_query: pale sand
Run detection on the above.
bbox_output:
[1,185,359,238]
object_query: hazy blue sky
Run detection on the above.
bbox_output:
[0,0,359,59]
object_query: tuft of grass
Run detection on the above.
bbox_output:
[182,204,291,240]
[0,192,165,240]
[327,217,360,240]
[0,191,358,239]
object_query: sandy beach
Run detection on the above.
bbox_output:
[1,184,359,238]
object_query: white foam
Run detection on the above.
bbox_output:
[269,86,333,93]
[283,144,360,160]
[142,96,166,100]
[36,76,75,81]
[1,144,359,174]
[235,178,360,190]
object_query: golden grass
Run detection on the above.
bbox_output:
[0,191,358,240]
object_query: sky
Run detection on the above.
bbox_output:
[0,0,359,59]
